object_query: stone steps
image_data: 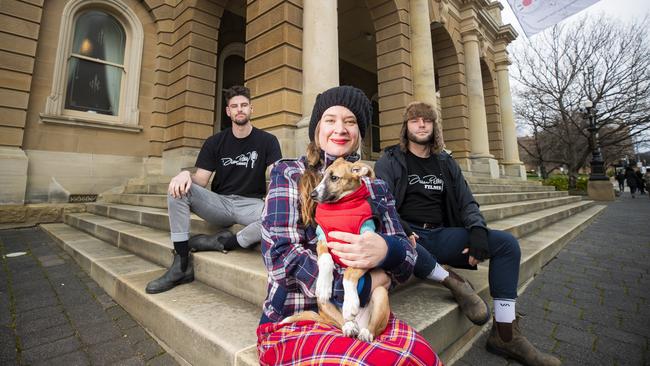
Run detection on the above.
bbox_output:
[37,173,607,365]
[119,177,550,198]
[123,183,168,195]
[63,212,266,306]
[40,223,259,366]
[480,195,582,222]
[474,191,566,205]
[93,190,569,231]
[105,190,569,210]
[84,202,243,235]
[465,175,540,185]
[471,184,555,193]
[62,197,594,315]
[42,202,607,365]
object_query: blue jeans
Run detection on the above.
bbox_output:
[411,225,521,299]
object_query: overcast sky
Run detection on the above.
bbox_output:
[498,0,650,44]
[497,0,649,146]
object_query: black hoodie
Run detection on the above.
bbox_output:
[375,144,487,236]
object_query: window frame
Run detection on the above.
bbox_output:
[41,0,144,133]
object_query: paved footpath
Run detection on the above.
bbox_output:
[0,227,179,365]
[457,192,650,366]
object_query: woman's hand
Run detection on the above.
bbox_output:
[408,232,419,248]
[326,231,388,269]
[168,170,192,198]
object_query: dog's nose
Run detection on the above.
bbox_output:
[310,190,318,199]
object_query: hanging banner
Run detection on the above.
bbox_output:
[507,0,601,37]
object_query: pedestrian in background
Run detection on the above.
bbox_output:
[615,170,626,192]
[636,169,646,195]
[625,166,638,198]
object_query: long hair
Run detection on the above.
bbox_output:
[399,101,445,154]
[298,123,361,227]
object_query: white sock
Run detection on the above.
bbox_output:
[494,299,516,323]
[427,263,449,282]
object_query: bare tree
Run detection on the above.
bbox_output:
[512,15,650,188]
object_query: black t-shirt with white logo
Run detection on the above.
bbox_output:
[195,127,282,199]
[399,151,445,225]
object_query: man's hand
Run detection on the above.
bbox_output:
[463,227,489,266]
[327,231,388,270]
[461,248,482,266]
[168,170,192,198]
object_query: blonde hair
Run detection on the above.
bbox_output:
[298,123,361,226]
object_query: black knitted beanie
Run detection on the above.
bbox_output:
[308,85,371,141]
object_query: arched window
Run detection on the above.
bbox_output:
[65,11,125,116]
[42,0,143,132]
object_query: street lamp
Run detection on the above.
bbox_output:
[581,100,608,180]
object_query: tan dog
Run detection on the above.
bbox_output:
[282,158,390,342]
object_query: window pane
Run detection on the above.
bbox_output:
[65,58,122,116]
[71,10,125,64]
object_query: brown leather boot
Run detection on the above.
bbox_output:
[441,269,490,325]
[486,316,561,366]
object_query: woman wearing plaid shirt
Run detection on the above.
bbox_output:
[256,86,440,366]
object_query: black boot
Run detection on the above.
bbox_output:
[188,231,237,252]
[145,251,194,294]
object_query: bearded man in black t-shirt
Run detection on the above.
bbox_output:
[146,85,282,294]
[375,102,560,366]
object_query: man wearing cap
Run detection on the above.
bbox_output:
[375,101,560,366]
[145,85,282,294]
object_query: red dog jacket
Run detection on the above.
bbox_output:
[315,183,374,267]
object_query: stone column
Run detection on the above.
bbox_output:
[295,0,339,155]
[409,0,437,108]
[496,59,526,180]
[462,31,499,178]
[0,0,46,203]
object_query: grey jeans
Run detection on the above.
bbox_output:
[167,183,264,248]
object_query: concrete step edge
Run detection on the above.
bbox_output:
[490,200,595,238]
[40,223,260,366]
[471,184,556,193]
[85,203,244,234]
[465,176,541,185]
[481,196,583,221]
[64,212,266,306]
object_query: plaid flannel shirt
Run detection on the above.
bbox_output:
[260,154,416,324]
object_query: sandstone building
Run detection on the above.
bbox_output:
[1,0,525,205]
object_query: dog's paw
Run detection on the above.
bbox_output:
[357,328,374,342]
[342,321,359,338]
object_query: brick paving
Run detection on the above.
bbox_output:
[0,227,178,366]
[457,192,650,365]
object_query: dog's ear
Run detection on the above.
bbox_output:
[351,163,375,179]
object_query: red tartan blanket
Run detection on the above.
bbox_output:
[257,314,442,366]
